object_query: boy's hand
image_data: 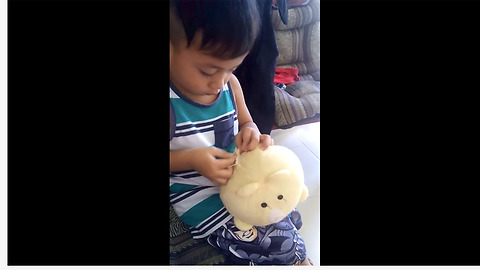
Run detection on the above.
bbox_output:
[190,147,237,186]
[235,127,274,154]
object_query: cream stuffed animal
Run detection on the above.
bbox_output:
[220,145,309,231]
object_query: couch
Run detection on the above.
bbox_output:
[272,0,320,129]
[169,0,320,265]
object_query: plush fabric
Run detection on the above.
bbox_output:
[219,146,308,231]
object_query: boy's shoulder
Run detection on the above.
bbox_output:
[229,74,241,94]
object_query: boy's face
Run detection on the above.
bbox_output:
[170,33,247,103]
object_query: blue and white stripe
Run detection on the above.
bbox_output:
[169,81,238,239]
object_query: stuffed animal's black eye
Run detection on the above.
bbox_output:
[261,203,267,208]
[277,195,283,200]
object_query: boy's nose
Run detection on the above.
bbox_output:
[209,73,227,90]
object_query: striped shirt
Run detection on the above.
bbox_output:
[169,81,238,239]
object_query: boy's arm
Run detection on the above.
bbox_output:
[170,149,194,172]
[229,74,256,131]
[170,97,236,185]
[229,74,273,152]
[170,148,236,186]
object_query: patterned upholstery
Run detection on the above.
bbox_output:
[274,80,320,129]
[272,0,320,128]
[169,203,228,265]
[272,0,320,81]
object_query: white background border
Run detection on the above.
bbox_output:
[0,0,476,270]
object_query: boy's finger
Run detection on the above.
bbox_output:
[211,147,235,159]
[212,177,228,186]
[259,135,273,150]
[215,167,234,185]
[218,155,236,168]
[245,136,260,152]
[239,135,250,152]
[235,134,243,149]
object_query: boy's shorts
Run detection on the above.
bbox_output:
[206,209,307,265]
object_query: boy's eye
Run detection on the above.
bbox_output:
[200,70,215,76]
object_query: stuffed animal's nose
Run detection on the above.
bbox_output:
[268,209,286,223]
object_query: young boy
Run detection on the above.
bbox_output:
[169,0,312,265]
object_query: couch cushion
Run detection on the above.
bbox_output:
[274,80,320,128]
[275,21,320,81]
[272,0,320,30]
[273,0,320,80]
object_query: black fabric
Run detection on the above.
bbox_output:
[206,209,306,265]
[277,0,289,25]
[235,0,278,135]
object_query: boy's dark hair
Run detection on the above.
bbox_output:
[170,0,261,60]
